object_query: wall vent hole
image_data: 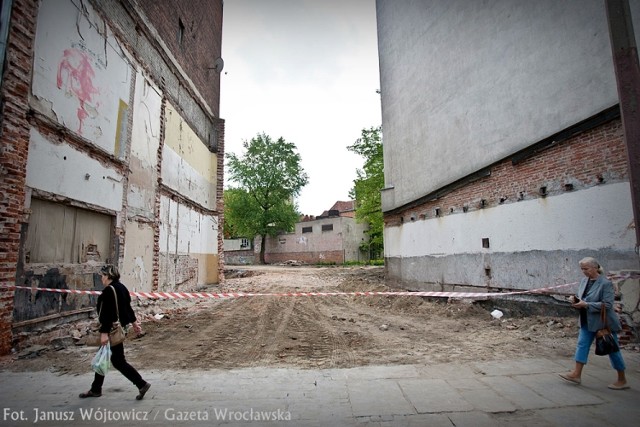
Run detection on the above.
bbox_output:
[539,186,547,197]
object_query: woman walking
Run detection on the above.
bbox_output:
[80,264,151,400]
[559,257,628,390]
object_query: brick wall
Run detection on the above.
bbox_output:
[158,253,199,291]
[214,118,225,281]
[224,249,255,266]
[384,119,628,227]
[264,251,345,265]
[137,0,223,117]
[0,0,38,355]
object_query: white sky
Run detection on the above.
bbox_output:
[220,0,381,216]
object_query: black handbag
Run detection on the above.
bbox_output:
[594,304,619,356]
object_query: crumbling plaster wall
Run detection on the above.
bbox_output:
[159,196,219,289]
[31,0,133,157]
[1,0,224,354]
[15,0,220,325]
[120,70,162,292]
[159,102,219,288]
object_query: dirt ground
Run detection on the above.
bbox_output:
[2,266,592,374]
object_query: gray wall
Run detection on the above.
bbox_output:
[377,0,640,211]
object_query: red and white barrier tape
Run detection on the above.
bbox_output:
[1,282,578,300]
[1,273,637,300]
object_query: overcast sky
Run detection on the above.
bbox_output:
[220,0,381,216]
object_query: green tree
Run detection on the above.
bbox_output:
[223,188,255,239]
[225,133,308,264]
[348,126,384,260]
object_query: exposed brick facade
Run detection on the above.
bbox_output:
[215,118,225,282]
[384,119,628,227]
[137,0,223,118]
[0,0,37,355]
[0,0,224,355]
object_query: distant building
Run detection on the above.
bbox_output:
[376,0,639,291]
[0,0,225,355]
[223,237,255,265]
[225,201,369,265]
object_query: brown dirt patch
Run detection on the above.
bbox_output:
[1,266,580,374]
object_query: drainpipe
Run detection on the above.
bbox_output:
[605,0,640,257]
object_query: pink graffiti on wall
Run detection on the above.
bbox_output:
[56,48,100,134]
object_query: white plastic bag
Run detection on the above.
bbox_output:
[490,309,504,319]
[91,343,111,376]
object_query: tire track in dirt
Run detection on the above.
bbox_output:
[3,266,584,374]
[272,297,358,367]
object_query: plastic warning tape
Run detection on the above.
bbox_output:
[1,282,579,300]
[1,272,637,300]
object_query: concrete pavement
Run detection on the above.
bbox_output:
[1,350,638,426]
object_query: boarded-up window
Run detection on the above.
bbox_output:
[26,199,113,263]
[321,224,333,232]
[302,226,312,233]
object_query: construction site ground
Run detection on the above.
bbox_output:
[3,265,624,375]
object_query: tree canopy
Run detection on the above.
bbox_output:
[225,133,308,263]
[348,126,384,259]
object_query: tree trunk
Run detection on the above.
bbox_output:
[259,235,266,264]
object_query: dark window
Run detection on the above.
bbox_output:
[321,224,333,232]
[302,226,312,233]
[178,18,185,46]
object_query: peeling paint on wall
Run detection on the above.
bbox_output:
[56,48,100,134]
[122,222,154,292]
[162,102,217,209]
[26,128,124,211]
[32,0,133,154]
[114,99,129,157]
[159,195,218,286]
[133,257,148,290]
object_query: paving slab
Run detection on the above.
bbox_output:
[473,357,565,376]
[479,375,556,410]
[458,387,518,413]
[347,379,416,417]
[0,354,638,426]
[398,378,474,413]
[521,373,605,406]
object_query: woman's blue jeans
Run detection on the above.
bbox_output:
[575,325,626,371]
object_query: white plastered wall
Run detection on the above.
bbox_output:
[26,128,124,212]
[385,184,634,257]
[31,0,133,157]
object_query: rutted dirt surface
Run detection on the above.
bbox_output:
[2,266,583,374]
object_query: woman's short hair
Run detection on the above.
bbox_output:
[100,264,120,281]
[579,257,604,274]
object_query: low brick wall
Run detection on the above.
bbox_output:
[264,251,344,265]
[224,250,256,265]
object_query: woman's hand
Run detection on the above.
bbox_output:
[100,332,109,346]
[132,321,143,337]
[572,300,588,309]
